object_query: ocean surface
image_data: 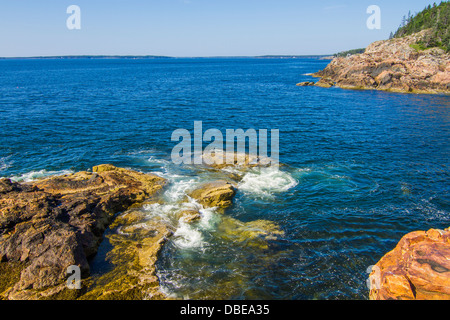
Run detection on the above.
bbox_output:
[0,57,449,299]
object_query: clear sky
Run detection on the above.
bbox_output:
[0,0,440,57]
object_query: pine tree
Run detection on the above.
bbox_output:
[388,1,449,52]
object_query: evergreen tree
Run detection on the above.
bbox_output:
[390,1,449,52]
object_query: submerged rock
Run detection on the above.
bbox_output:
[177,210,202,223]
[217,217,285,250]
[369,227,450,300]
[0,165,166,300]
[312,29,450,94]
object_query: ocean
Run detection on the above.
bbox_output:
[0,57,449,299]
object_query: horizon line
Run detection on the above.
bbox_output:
[0,54,335,60]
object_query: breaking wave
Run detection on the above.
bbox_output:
[238,167,298,197]
[10,169,74,182]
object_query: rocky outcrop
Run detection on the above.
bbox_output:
[314,78,334,88]
[177,210,202,223]
[312,29,450,94]
[0,157,288,300]
[296,81,315,87]
[183,179,284,250]
[201,150,274,170]
[80,209,173,300]
[369,227,450,300]
[188,180,237,209]
[0,165,166,300]
[172,180,237,225]
[81,178,236,299]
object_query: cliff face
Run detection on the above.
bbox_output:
[313,30,450,94]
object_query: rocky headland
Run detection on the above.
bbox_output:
[300,29,450,94]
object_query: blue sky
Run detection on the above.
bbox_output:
[0,0,440,57]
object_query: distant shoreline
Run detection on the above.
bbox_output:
[0,55,333,60]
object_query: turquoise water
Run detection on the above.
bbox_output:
[0,57,449,299]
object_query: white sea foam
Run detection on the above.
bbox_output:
[146,195,220,250]
[165,178,200,202]
[180,199,202,212]
[173,198,220,249]
[0,157,12,172]
[198,206,221,230]
[10,169,74,182]
[238,167,298,197]
[148,156,172,166]
[146,156,202,203]
[142,191,216,250]
[140,155,223,249]
[173,221,205,249]
[142,202,180,223]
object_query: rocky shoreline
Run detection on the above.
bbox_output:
[1,160,448,300]
[0,161,285,300]
[299,29,450,94]
[0,165,167,299]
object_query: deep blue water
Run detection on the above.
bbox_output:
[0,57,449,299]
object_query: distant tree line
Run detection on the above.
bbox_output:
[389,1,449,52]
[334,48,366,58]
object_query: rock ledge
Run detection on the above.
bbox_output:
[0,165,165,300]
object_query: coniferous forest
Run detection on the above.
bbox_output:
[390,1,449,51]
